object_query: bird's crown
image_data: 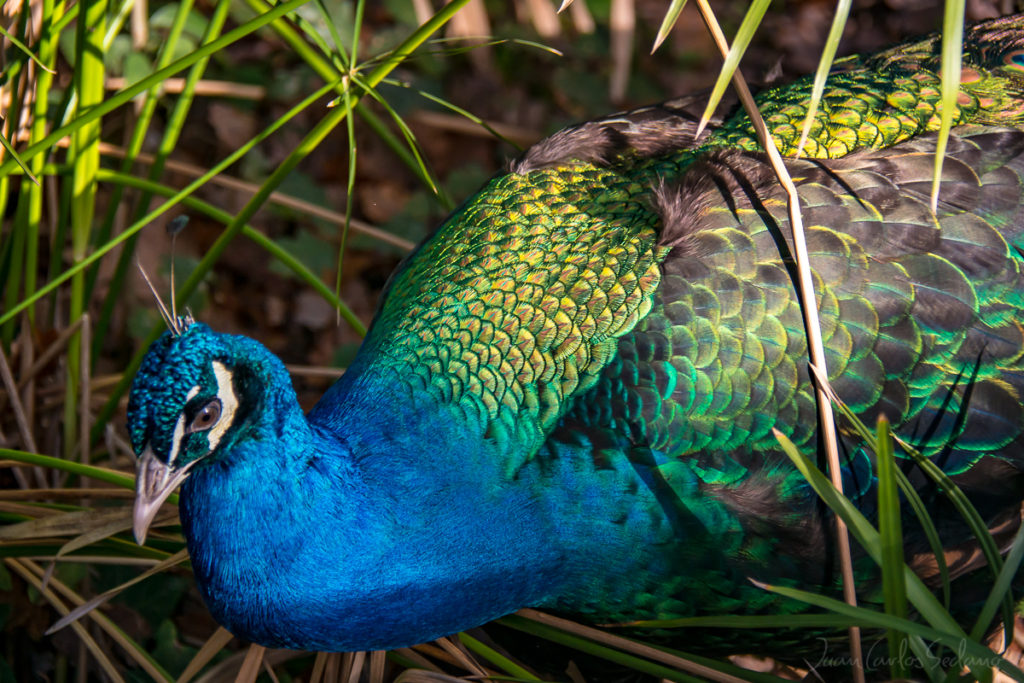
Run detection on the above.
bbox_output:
[127,322,246,469]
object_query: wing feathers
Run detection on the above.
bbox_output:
[560,126,1024,481]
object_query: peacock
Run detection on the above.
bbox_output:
[128,14,1024,658]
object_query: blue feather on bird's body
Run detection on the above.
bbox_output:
[128,14,1024,659]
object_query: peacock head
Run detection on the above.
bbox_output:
[127,321,260,545]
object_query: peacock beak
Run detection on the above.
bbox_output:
[133,447,194,545]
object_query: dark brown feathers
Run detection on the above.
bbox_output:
[511,102,709,175]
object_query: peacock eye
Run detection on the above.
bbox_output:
[187,399,223,434]
[1005,49,1024,70]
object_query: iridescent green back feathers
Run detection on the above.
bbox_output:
[330,14,1024,482]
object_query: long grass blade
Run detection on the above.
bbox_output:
[620,613,860,629]
[809,365,953,606]
[651,0,689,53]
[0,448,136,490]
[695,0,771,136]
[773,429,994,681]
[889,433,1014,634]
[794,0,852,157]
[504,611,768,683]
[0,0,313,180]
[875,416,909,679]
[459,633,540,681]
[384,79,527,151]
[969,519,1024,645]
[0,132,36,181]
[754,581,1018,682]
[45,549,190,634]
[931,0,965,211]
[88,0,231,352]
[92,170,366,335]
[0,22,57,72]
[88,0,479,444]
[66,0,109,459]
[12,558,175,681]
[0,76,342,329]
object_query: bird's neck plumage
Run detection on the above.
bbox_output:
[311,353,797,625]
[179,348,581,651]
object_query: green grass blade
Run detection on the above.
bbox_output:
[353,75,438,196]
[349,0,364,67]
[459,633,540,681]
[893,434,1013,634]
[0,0,313,179]
[238,0,468,202]
[500,615,742,683]
[336,76,360,302]
[0,21,57,72]
[794,0,852,156]
[66,0,108,458]
[91,88,362,440]
[84,0,201,307]
[622,613,862,629]
[905,634,943,682]
[755,581,1016,682]
[822,386,951,606]
[0,448,136,491]
[88,0,476,443]
[931,0,965,210]
[875,416,909,679]
[384,78,527,152]
[0,77,341,330]
[772,429,989,679]
[0,132,36,182]
[697,0,771,134]
[89,0,232,360]
[92,169,365,334]
[969,519,1024,644]
[315,0,353,66]
[356,102,455,209]
[651,0,689,53]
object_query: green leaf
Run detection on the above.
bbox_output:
[0,132,36,184]
[123,51,155,86]
[0,449,136,491]
[969,520,1024,644]
[698,0,772,132]
[755,580,1022,682]
[795,0,852,156]
[0,21,57,73]
[875,417,909,679]
[651,0,689,54]
[931,0,965,210]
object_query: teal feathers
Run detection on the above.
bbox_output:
[128,14,1024,657]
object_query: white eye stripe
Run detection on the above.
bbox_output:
[207,361,239,450]
[168,385,202,464]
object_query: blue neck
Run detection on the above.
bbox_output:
[180,354,571,651]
